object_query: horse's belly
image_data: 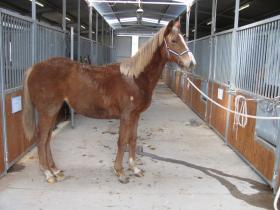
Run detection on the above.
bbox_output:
[75,104,121,119]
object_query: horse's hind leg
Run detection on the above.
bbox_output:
[37,116,57,183]
[37,105,62,183]
[46,130,64,180]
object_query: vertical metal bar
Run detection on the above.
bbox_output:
[247,28,254,93]
[77,0,81,62]
[0,11,9,174]
[254,26,261,95]
[185,7,190,42]
[273,21,280,98]
[101,18,104,46]
[272,123,280,192]
[62,0,66,31]
[89,6,93,63]
[225,0,240,144]
[267,22,274,98]
[101,18,104,64]
[193,0,198,55]
[89,6,92,40]
[70,27,74,128]
[242,29,250,91]
[95,12,98,64]
[111,28,114,49]
[259,25,266,97]
[268,21,277,98]
[206,0,217,120]
[31,0,36,64]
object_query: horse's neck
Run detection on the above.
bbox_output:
[136,47,166,93]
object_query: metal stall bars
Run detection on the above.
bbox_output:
[36,22,67,63]
[0,9,34,174]
[0,8,69,175]
[234,15,280,99]
[80,36,97,64]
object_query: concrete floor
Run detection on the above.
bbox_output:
[0,83,274,210]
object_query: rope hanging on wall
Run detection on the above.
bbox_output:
[234,95,248,127]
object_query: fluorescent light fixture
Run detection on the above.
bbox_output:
[173,0,195,4]
[207,21,212,25]
[159,20,169,25]
[107,19,119,24]
[29,0,44,7]
[81,25,86,29]
[92,31,95,34]
[120,17,137,23]
[192,29,195,33]
[66,17,71,22]
[239,3,250,11]
[142,17,159,24]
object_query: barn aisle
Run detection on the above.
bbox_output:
[0,83,273,210]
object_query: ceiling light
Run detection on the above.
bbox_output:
[173,0,195,6]
[192,29,195,32]
[207,21,212,25]
[120,17,137,23]
[81,25,86,29]
[29,0,44,7]
[159,20,169,25]
[107,19,119,24]
[66,17,71,22]
[142,17,159,24]
[239,3,250,11]
[92,31,95,34]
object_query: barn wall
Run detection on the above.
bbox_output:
[5,90,34,164]
[162,70,276,183]
[0,10,68,176]
[162,14,280,189]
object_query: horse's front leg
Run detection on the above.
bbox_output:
[114,113,139,183]
[128,116,144,177]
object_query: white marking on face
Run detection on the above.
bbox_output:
[130,96,134,101]
[179,34,197,67]
[179,34,188,49]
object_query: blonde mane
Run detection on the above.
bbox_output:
[120,26,166,78]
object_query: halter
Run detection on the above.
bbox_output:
[164,38,191,58]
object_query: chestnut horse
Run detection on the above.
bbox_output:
[22,20,196,184]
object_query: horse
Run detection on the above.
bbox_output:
[22,19,196,184]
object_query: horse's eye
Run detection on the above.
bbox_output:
[172,39,177,43]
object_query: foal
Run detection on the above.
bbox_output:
[22,19,196,183]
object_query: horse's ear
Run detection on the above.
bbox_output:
[164,19,181,37]
[174,19,181,29]
[164,20,174,36]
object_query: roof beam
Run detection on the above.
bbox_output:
[89,1,187,6]
[102,10,177,18]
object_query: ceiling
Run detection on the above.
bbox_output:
[0,0,279,38]
[89,0,189,34]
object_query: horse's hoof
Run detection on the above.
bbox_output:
[47,176,57,184]
[118,175,129,184]
[54,170,65,181]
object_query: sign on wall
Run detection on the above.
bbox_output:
[11,96,22,113]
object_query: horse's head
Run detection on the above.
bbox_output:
[162,19,196,70]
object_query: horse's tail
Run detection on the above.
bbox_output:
[22,67,36,141]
